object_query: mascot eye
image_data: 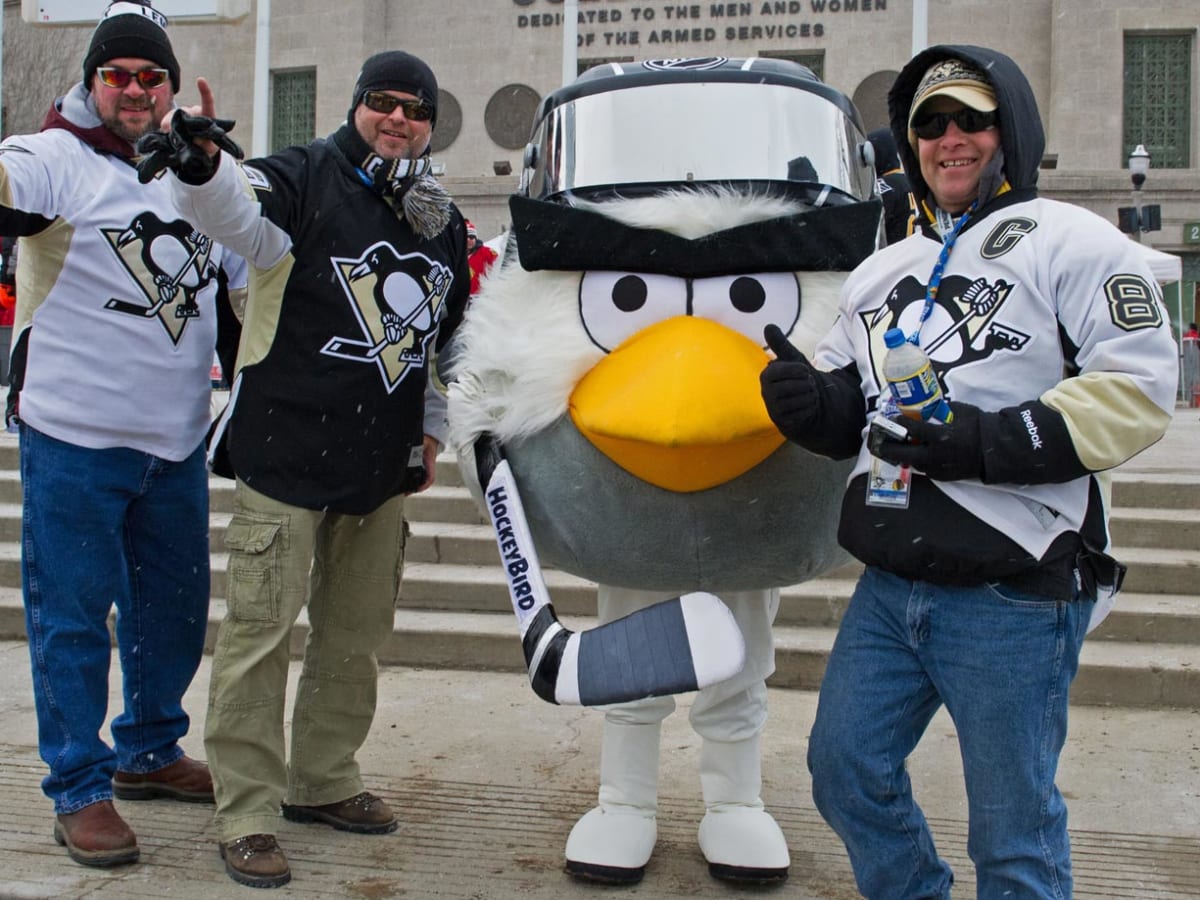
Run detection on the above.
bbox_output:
[691,272,801,346]
[579,270,688,352]
[612,275,648,312]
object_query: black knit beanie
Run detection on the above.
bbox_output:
[83,2,180,93]
[348,51,439,129]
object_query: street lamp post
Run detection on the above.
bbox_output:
[1128,144,1150,245]
[1117,143,1160,242]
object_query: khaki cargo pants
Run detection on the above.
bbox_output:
[205,480,407,842]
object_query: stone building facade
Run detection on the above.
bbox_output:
[2,0,1197,322]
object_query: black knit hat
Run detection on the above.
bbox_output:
[349,51,439,129]
[83,2,180,94]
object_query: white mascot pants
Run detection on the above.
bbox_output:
[564,585,789,883]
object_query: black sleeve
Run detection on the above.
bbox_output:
[6,328,28,427]
[213,266,241,384]
[0,209,54,241]
[435,210,471,353]
[979,399,1089,485]
[797,362,867,460]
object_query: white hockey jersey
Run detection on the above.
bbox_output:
[0,87,243,461]
[817,194,1176,583]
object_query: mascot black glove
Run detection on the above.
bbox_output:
[136,109,244,185]
[873,401,985,481]
[761,324,822,442]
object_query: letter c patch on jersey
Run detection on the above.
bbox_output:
[980,217,1037,259]
[1104,274,1162,331]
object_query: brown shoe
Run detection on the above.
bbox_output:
[281,791,398,834]
[113,755,214,803]
[220,834,291,889]
[53,800,140,867]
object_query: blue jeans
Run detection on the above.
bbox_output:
[808,566,1094,900]
[21,425,211,814]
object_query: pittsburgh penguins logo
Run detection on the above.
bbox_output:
[322,242,452,393]
[861,273,1031,392]
[642,58,727,72]
[102,212,216,345]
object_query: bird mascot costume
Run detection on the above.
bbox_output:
[447,57,881,885]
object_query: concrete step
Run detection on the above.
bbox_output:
[405,511,1197,572]
[1110,506,1200,551]
[1,459,1199,513]
[2,466,1199,537]
[397,561,1200,641]
[0,492,1192,564]
[288,530,1200,600]
[0,540,1195,644]
[1112,545,1200,595]
[0,588,1193,710]
[0,494,1193,554]
[1110,471,1200,510]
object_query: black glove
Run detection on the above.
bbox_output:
[873,401,985,481]
[760,323,822,442]
[136,109,244,185]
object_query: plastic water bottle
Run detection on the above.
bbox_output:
[882,328,954,423]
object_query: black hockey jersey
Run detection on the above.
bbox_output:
[169,125,469,514]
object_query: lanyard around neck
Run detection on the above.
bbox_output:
[908,200,978,346]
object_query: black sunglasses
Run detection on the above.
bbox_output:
[911,108,997,140]
[96,67,171,90]
[361,91,433,121]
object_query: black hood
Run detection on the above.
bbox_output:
[888,45,1043,213]
[867,127,901,175]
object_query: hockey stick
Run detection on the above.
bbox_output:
[921,277,1006,355]
[105,242,205,318]
[474,434,746,706]
[323,295,436,360]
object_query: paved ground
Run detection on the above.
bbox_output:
[0,642,1198,898]
[0,407,1197,898]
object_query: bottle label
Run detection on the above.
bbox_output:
[888,365,953,423]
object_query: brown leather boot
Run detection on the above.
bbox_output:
[53,800,139,867]
[113,754,214,803]
[281,791,398,834]
[220,834,291,888]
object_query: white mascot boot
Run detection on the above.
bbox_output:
[696,734,790,883]
[564,720,660,884]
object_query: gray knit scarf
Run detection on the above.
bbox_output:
[332,123,451,240]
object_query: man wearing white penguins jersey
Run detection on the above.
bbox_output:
[761,46,1177,898]
[0,1,246,869]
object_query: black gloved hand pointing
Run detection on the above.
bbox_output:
[136,109,244,185]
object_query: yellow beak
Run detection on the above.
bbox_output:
[568,316,784,493]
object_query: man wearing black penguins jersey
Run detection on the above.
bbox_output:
[151,51,469,888]
[761,46,1176,898]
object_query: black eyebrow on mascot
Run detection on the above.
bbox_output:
[443,57,881,886]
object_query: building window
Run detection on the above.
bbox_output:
[758,50,825,81]
[271,69,316,154]
[1123,33,1191,169]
